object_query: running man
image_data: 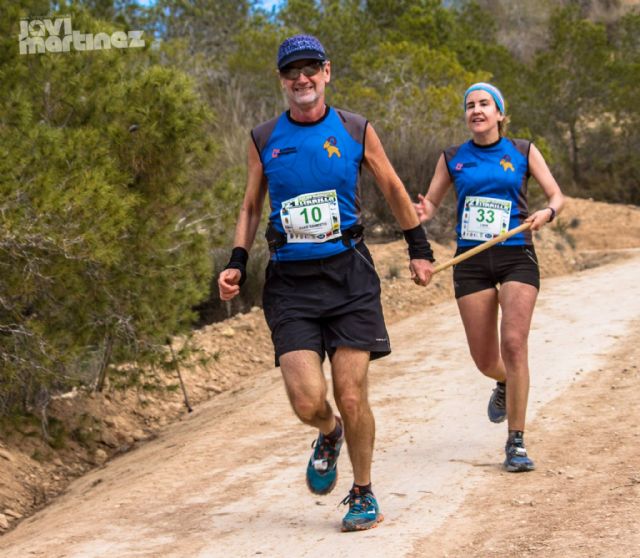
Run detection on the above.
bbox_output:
[415,82,564,472]
[218,34,435,530]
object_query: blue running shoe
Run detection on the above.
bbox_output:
[504,435,535,472]
[306,418,344,495]
[488,381,507,423]
[341,487,384,532]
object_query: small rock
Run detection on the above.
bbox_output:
[220,327,235,338]
[512,495,535,506]
[100,430,119,448]
[94,449,108,465]
[3,509,22,519]
[132,430,147,442]
[0,514,9,530]
[0,449,14,462]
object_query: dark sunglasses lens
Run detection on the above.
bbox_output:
[281,62,322,79]
[281,67,299,79]
[301,63,322,76]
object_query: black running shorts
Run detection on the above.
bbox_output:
[453,244,540,299]
[262,242,391,366]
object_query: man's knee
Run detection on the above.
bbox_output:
[291,395,329,424]
[335,387,367,418]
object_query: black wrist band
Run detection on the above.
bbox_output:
[546,207,556,222]
[224,247,249,286]
[402,225,435,262]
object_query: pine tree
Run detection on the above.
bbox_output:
[0,2,217,415]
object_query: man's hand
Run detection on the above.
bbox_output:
[218,268,242,301]
[409,258,435,286]
[413,193,434,223]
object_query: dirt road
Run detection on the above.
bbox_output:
[1,253,639,558]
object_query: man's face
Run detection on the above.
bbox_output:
[279,59,331,110]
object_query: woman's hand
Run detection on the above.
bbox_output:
[525,208,555,231]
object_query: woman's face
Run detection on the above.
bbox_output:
[464,90,504,138]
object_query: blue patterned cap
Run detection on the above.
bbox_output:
[464,82,505,114]
[277,34,326,69]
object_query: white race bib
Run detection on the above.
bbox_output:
[280,189,341,243]
[461,196,511,241]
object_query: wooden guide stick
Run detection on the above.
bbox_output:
[432,222,532,274]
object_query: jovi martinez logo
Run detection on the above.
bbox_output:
[19,16,145,55]
[323,136,341,158]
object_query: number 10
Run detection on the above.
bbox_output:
[301,206,322,223]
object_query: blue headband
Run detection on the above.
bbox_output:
[464,83,505,114]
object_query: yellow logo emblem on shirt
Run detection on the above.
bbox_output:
[323,136,341,158]
[500,155,514,172]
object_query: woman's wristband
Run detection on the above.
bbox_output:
[546,206,556,222]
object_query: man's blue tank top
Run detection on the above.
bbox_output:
[444,138,533,247]
[251,106,367,261]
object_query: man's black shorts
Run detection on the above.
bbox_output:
[262,242,391,366]
[453,244,540,299]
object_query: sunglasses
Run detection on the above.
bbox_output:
[279,61,325,80]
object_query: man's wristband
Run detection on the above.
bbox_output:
[224,247,249,286]
[402,225,435,262]
[546,207,556,222]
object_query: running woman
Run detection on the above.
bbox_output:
[218,34,435,530]
[414,82,565,471]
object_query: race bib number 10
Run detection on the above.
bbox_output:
[461,196,512,241]
[280,189,341,243]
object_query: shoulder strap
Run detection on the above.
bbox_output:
[510,138,532,158]
[334,108,368,145]
[251,115,280,162]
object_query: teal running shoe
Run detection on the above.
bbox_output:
[488,381,507,423]
[305,418,344,495]
[341,487,384,532]
[504,434,535,472]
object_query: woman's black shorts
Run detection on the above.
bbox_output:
[262,242,391,366]
[453,244,540,299]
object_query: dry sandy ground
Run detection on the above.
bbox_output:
[0,247,638,557]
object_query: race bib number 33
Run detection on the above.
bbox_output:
[280,189,341,243]
[461,196,511,241]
